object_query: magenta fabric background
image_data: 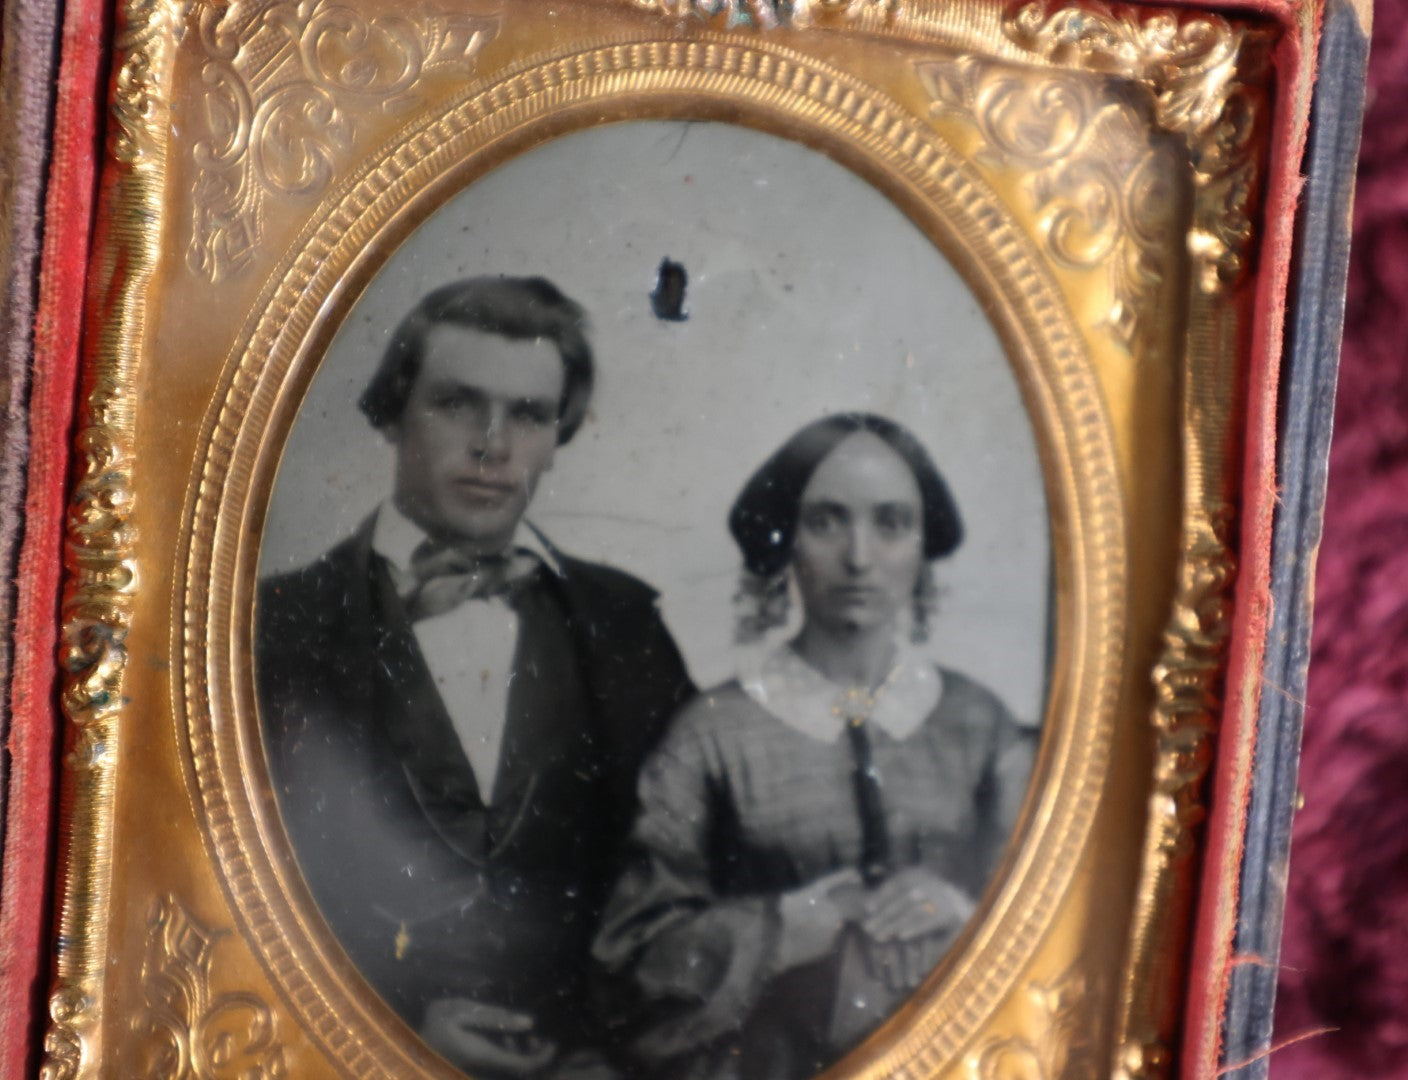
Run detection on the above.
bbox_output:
[1272,1,1408,1074]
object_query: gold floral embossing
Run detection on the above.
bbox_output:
[1148,520,1236,858]
[38,986,88,1080]
[1004,0,1269,294]
[996,6,1268,1072]
[188,0,501,281]
[625,0,898,30]
[970,967,1099,1080]
[41,0,175,1072]
[131,897,287,1080]
[112,0,189,165]
[1112,514,1237,1080]
[918,56,1179,356]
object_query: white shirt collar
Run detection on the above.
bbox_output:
[739,640,942,743]
[370,501,563,579]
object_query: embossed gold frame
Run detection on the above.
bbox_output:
[42,0,1299,1077]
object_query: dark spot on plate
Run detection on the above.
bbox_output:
[651,257,689,322]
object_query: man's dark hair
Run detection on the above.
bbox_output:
[359,276,594,444]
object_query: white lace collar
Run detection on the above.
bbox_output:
[739,641,942,743]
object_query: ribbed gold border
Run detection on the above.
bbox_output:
[174,35,1128,1079]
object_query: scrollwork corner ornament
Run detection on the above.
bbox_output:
[188,0,502,281]
[1003,0,1271,296]
[131,896,287,1080]
[916,55,1179,359]
[969,967,1100,1080]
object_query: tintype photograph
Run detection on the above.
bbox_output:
[254,120,1050,1079]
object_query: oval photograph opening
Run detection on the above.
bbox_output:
[254,119,1050,1079]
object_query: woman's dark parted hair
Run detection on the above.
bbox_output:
[358,275,594,444]
[729,412,963,577]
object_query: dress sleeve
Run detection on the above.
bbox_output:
[964,676,1038,881]
[592,708,781,1073]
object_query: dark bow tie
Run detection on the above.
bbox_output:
[399,542,541,622]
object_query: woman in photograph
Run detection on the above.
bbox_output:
[594,412,1034,1080]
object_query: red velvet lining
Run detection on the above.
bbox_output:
[1176,0,1319,1074]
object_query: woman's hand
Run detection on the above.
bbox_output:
[419,999,556,1077]
[774,867,864,972]
[860,867,974,944]
[866,936,954,993]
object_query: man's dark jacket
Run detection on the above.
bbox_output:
[254,521,694,1050]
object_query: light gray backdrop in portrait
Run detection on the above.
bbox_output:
[260,120,1051,724]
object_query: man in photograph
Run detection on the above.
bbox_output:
[256,276,694,1077]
